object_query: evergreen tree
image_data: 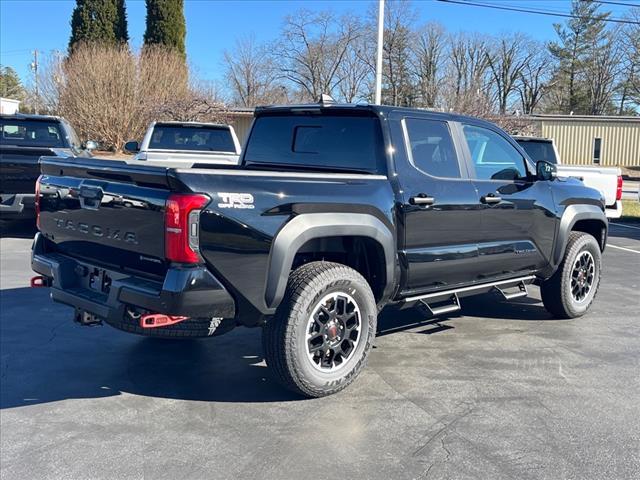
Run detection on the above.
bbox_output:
[144,0,186,57]
[548,0,610,113]
[69,0,128,53]
[0,65,25,99]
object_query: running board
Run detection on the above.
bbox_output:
[419,293,461,317]
[403,275,536,305]
[494,280,528,300]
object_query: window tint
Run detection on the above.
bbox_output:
[463,125,527,181]
[404,118,460,178]
[0,119,64,147]
[516,139,558,164]
[243,114,385,174]
[149,125,236,153]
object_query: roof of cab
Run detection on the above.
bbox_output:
[0,112,63,122]
[254,102,500,129]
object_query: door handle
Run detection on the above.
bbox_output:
[481,193,502,204]
[409,194,435,206]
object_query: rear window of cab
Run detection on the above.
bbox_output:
[243,113,386,174]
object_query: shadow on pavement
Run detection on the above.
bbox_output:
[0,220,37,239]
[0,288,302,410]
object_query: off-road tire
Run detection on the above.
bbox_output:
[541,231,602,319]
[262,261,377,398]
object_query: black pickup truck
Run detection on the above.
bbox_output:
[32,103,607,397]
[1,113,94,225]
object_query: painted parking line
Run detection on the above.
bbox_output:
[607,244,640,254]
[610,222,640,231]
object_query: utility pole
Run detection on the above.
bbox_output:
[374,0,384,105]
[31,49,39,114]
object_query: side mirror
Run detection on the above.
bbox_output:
[123,140,140,154]
[84,140,98,151]
[536,160,557,181]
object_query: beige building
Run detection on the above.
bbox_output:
[532,114,639,167]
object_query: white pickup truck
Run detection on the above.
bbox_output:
[124,121,241,166]
[514,136,623,218]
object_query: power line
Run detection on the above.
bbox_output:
[590,1,640,7]
[437,0,640,25]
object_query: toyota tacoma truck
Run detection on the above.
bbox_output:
[514,136,623,218]
[124,121,241,166]
[1,113,95,225]
[32,102,608,397]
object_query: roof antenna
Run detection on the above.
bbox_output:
[319,94,335,105]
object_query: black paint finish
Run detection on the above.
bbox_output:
[33,104,608,332]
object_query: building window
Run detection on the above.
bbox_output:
[593,138,602,165]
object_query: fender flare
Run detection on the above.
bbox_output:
[265,212,396,309]
[553,204,608,266]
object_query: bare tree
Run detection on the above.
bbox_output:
[223,35,285,107]
[486,33,533,114]
[337,32,373,102]
[585,28,622,114]
[277,10,361,101]
[380,0,416,106]
[443,32,492,115]
[517,45,552,114]
[410,22,445,108]
[617,8,640,113]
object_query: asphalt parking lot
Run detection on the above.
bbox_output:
[1,222,639,480]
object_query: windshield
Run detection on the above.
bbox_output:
[149,125,236,153]
[243,113,385,174]
[0,119,65,148]
[516,139,558,164]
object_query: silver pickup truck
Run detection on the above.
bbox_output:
[124,121,241,166]
[514,136,623,219]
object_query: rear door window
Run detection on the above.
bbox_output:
[243,114,385,174]
[403,118,461,178]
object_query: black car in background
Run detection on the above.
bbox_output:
[0,113,95,225]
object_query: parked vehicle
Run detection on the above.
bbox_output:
[1,113,95,225]
[124,121,241,166]
[514,136,623,218]
[32,102,608,397]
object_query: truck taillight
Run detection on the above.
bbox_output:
[35,175,42,230]
[616,175,623,201]
[165,193,209,264]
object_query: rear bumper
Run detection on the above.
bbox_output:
[31,233,236,322]
[0,193,35,220]
[605,201,622,219]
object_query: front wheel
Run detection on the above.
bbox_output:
[262,261,377,398]
[541,231,602,319]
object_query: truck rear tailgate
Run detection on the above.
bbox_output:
[38,156,176,277]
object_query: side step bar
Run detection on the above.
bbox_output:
[419,293,461,316]
[494,280,529,300]
[403,275,536,313]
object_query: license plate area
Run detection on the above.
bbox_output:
[88,268,112,294]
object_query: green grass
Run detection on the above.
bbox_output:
[621,200,640,223]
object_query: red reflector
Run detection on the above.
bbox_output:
[30,276,46,288]
[164,193,209,263]
[35,175,42,230]
[616,176,623,201]
[140,313,189,329]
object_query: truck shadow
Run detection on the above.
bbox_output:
[0,287,560,410]
[0,220,37,239]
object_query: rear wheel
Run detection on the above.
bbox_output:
[541,231,602,319]
[262,261,377,397]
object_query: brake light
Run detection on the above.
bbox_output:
[616,175,623,201]
[164,193,209,263]
[35,175,42,230]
